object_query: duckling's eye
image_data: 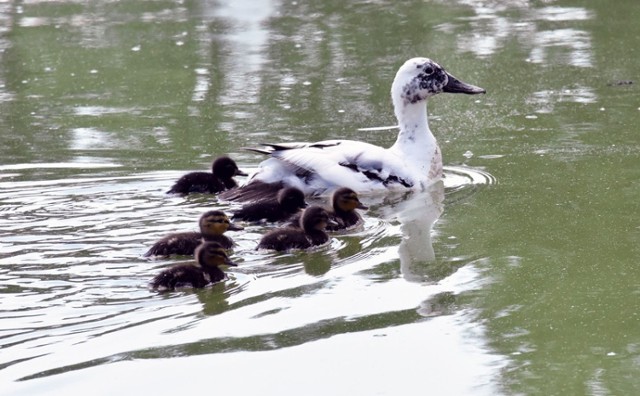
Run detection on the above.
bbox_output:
[424,66,434,75]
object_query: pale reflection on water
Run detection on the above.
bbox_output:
[4,313,505,396]
[453,2,594,68]
[376,181,445,283]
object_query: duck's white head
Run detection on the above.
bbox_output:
[391,57,486,107]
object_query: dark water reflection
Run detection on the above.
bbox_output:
[2,0,640,395]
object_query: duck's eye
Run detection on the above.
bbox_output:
[424,66,434,75]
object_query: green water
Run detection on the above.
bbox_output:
[1,1,639,395]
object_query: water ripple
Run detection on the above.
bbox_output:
[444,165,496,204]
[0,168,494,383]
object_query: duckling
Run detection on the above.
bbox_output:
[150,241,237,290]
[289,187,368,231]
[326,187,368,230]
[167,156,247,195]
[144,210,242,257]
[257,205,332,251]
[232,187,307,222]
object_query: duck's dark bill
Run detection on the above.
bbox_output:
[443,73,486,95]
[228,223,244,231]
[224,258,238,267]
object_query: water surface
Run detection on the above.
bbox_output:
[1,1,639,395]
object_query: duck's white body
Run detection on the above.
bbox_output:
[242,58,485,197]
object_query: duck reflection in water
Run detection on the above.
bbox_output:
[376,180,445,284]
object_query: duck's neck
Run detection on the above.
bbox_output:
[391,100,437,155]
[305,229,329,245]
[222,178,237,189]
[204,265,225,283]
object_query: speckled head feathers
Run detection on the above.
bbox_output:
[391,57,486,106]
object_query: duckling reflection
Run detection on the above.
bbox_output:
[376,181,445,283]
[144,210,242,257]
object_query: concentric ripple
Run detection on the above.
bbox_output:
[443,165,497,204]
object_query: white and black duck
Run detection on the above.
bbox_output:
[223,57,485,199]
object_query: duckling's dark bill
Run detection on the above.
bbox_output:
[235,169,249,177]
[227,223,244,231]
[223,258,238,267]
[443,73,486,95]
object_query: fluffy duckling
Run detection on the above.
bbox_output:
[167,156,247,195]
[150,241,237,290]
[289,187,368,231]
[232,187,307,222]
[144,210,242,257]
[326,187,368,230]
[257,205,331,251]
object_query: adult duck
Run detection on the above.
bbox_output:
[150,241,237,290]
[144,210,242,257]
[230,57,485,198]
[167,156,247,195]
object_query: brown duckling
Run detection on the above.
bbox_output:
[289,187,368,231]
[326,187,368,230]
[232,187,307,222]
[257,205,332,251]
[144,210,242,257]
[167,156,247,195]
[150,241,237,290]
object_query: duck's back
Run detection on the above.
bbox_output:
[257,228,312,251]
[290,209,361,231]
[233,201,293,222]
[144,232,202,257]
[167,172,225,194]
[248,141,411,195]
[150,264,208,290]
